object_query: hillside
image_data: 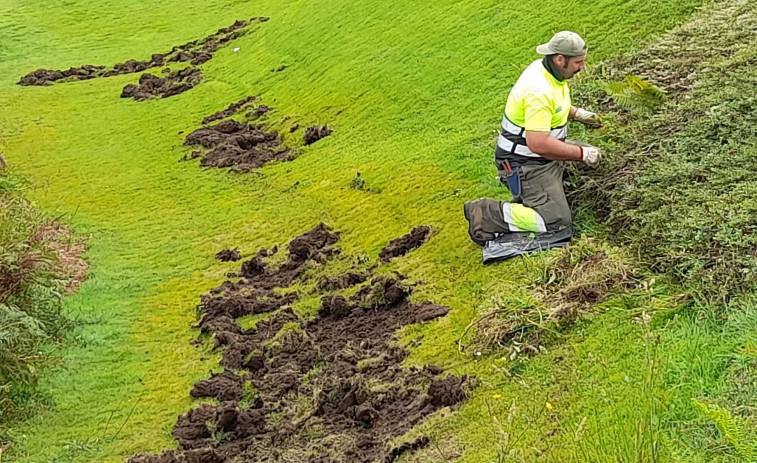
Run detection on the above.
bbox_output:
[1,0,755,461]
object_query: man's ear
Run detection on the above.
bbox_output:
[554,54,566,68]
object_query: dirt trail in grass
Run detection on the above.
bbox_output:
[18,17,268,87]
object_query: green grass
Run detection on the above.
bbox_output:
[3,0,755,461]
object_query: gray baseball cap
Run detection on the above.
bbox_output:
[536,31,587,57]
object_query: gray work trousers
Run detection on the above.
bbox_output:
[498,161,572,232]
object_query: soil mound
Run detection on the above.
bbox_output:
[202,96,258,124]
[18,65,105,86]
[315,271,368,292]
[130,225,466,463]
[215,248,242,262]
[121,67,203,101]
[190,370,245,402]
[18,17,267,86]
[304,125,333,145]
[379,226,431,263]
[183,119,293,171]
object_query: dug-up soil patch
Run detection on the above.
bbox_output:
[315,271,369,292]
[183,119,293,171]
[121,67,203,101]
[379,226,431,263]
[202,96,258,124]
[18,17,268,86]
[130,224,466,463]
[182,95,333,172]
[215,248,242,262]
[304,125,333,145]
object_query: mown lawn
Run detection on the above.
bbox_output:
[5,0,753,461]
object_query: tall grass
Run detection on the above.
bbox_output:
[0,170,69,428]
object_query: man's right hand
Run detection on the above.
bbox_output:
[580,145,602,168]
[574,108,603,129]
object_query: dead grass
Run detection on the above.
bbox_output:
[461,242,638,357]
[32,223,88,295]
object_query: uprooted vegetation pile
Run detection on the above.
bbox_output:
[18,17,268,86]
[462,241,638,357]
[569,0,757,299]
[130,224,464,463]
[120,67,203,101]
[379,226,431,263]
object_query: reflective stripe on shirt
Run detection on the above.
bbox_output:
[496,115,568,158]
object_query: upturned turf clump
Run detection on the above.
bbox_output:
[463,241,636,357]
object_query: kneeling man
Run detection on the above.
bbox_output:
[465,31,603,260]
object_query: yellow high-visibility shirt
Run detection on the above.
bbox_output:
[504,60,571,132]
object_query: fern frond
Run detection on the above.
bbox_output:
[602,75,665,114]
[693,399,757,459]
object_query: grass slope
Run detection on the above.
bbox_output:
[4,0,750,461]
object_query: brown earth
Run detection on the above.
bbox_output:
[183,119,293,171]
[18,17,268,86]
[379,226,431,263]
[182,92,332,172]
[203,96,258,124]
[121,67,203,101]
[249,104,270,119]
[315,271,369,292]
[129,224,466,463]
[304,125,333,145]
[215,248,242,262]
[385,436,430,463]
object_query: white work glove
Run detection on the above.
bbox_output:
[580,145,602,168]
[574,108,603,128]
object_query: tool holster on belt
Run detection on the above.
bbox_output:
[500,160,521,198]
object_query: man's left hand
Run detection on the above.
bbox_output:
[574,108,603,128]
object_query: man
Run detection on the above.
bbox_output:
[464,31,603,261]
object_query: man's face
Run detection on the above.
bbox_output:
[555,54,586,79]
